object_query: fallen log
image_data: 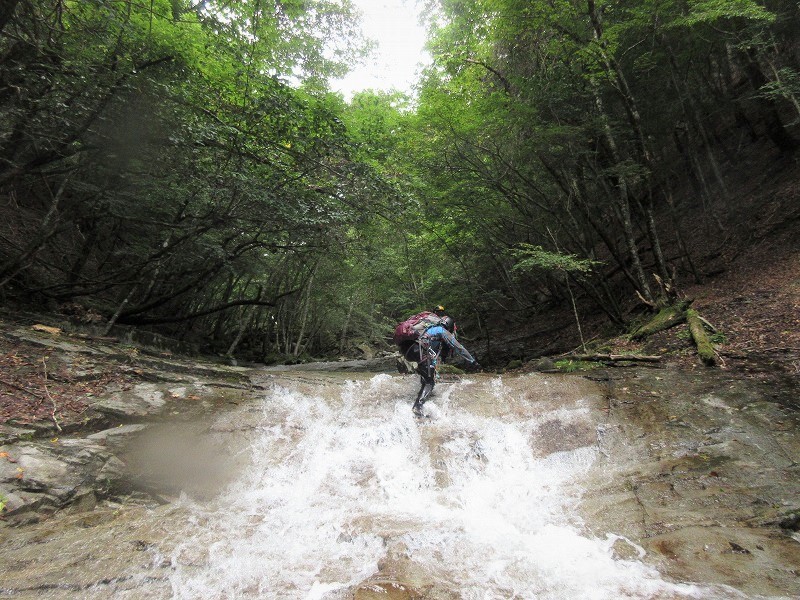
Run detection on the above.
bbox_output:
[686,308,717,366]
[568,353,661,363]
[630,300,691,340]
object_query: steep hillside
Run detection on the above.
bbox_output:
[488,141,800,380]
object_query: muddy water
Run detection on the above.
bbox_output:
[0,368,798,599]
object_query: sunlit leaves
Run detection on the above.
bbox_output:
[667,0,774,28]
[198,0,365,87]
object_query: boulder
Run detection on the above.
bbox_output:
[531,357,557,372]
[91,383,167,419]
[0,440,126,520]
[88,424,149,450]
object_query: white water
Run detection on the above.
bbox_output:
[165,374,731,599]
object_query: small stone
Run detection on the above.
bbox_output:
[729,541,751,555]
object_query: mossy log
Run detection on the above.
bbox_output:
[686,308,717,366]
[630,300,691,340]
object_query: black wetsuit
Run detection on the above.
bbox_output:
[403,325,477,412]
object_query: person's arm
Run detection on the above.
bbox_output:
[439,329,476,363]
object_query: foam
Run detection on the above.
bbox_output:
[169,374,736,599]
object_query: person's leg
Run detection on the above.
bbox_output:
[413,360,435,413]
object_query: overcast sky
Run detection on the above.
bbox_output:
[331,0,431,98]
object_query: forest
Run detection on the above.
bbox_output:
[0,0,798,365]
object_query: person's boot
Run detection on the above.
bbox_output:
[413,383,434,415]
[412,387,424,415]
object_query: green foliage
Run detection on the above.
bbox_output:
[666,0,775,28]
[554,359,601,373]
[758,67,800,107]
[710,332,728,345]
[1,0,797,364]
[0,0,382,359]
[511,245,600,275]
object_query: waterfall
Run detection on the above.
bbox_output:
[166,373,730,599]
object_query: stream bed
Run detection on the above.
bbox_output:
[1,365,799,599]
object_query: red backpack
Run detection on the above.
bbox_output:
[393,311,443,346]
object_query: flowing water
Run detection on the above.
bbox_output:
[1,370,798,599]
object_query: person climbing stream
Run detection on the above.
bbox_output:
[394,310,481,415]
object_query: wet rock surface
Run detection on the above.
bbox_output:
[263,353,399,373]
[0,440,124,516]
[354,579,423,599]
[0,323,259,525]
[580,365,800,597]
[0,348,798,597]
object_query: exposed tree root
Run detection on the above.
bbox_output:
[41,358,62,432]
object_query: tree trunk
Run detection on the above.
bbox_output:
[582,6,654,304]
[293,265,317,357]
[66,223,100,285]
[630,300,691,340]
[103,283,140,336]
[665,192,701,284]
[212,274,238,342]
[644,200,670,284]
[572,171,641,297]
[687,308,717,366]
[587,4,672,293]
[226,307,256,359]
[743,48,799,154]
[766,36,800,120]
[665,50,731,198]
[339,295,356,356]
[590,86,654,304]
